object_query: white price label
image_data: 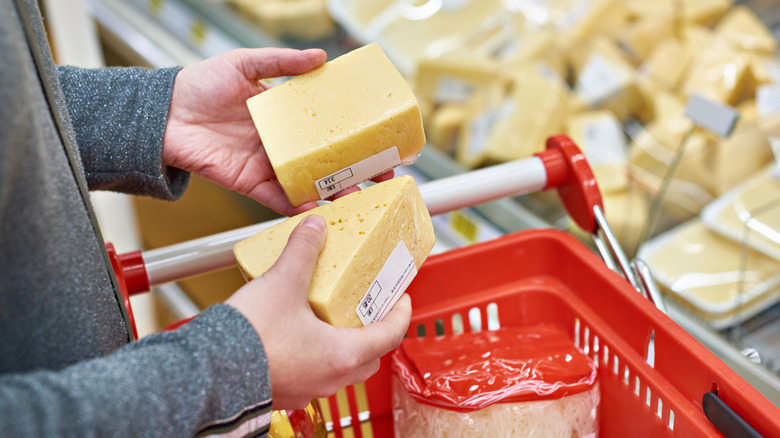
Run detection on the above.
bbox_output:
[356,241,417,326]
[315,147,402,200]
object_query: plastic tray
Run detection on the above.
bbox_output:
[324,228,780,437]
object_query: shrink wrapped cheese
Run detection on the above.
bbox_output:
[639,219,780,328]
[234,176,435,328]
[392,324,600,437]
[246,43,425,207]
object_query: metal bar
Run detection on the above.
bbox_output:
[142,156,549,287]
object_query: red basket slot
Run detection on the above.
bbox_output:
[326,229,780,437]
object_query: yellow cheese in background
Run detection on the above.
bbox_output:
[373,0,504,75]
[573,46,646,121]
[247,0,334,41]
[568,37,631,78]
[621,15,677,62]
[565,110,628,194]
[642,219,780,320]
[499,28,570,82]
[712,166,780,257]
[682,47,755,105]
[715,5,778,54]
[554,0,626,42]
[749,54,780,85]
[427,102,470,154]
[414,53,503,109]
[233,176,436,328]
[641,38,692,89]
[622,0,730,26]
[455,84,509,169]
[482,63,569,163]
[246,43,426,207]
[569,185,650,255]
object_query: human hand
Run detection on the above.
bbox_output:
[162,48,393,216]
[225,215,412,409]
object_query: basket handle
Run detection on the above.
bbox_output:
[703,392,762,438]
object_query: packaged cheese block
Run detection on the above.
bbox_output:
[413,53,503,109]
[455,83,513,169]
[549,0,626,42]
[623,0,731,25]
[233,176,435,328]
[749,54,780,85]
[370,0,504,75]
[682,46,756,105]
[391,324,600,437]
[715,5,778,55]
[641,38,693,89]
[702,165,780,261]
[246,43,426,207]
[565,110,628,194]
[498,27,570,83]
[427,102,470,154]
[621,15,677,62]
[573,45,646,121]
[481,63,568,164]
[247,0,334,41]
[639,219,780,328]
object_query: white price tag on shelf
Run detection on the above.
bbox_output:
[684,94,739,138]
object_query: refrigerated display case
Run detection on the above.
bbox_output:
[85,0,780,407]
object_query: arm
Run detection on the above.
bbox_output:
[57,66,190,200]
[0,305,270,437]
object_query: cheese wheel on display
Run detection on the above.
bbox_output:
[233,176,435,328]
[246,43,425,207]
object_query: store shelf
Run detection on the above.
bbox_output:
[87,0,780,405]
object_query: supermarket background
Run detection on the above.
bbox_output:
[43,0,780,414]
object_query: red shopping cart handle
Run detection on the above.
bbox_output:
[536,135,603,233]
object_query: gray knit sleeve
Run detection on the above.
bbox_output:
[57,65,189,200]
[0,304,273,437]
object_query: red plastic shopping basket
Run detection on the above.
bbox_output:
[109,136,780,437]
[323,228,780,437]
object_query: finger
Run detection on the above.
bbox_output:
[269,215,327,293]
[348,294,412,361]
[235,47,327,81]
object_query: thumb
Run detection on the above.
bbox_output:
[268,215,327,299]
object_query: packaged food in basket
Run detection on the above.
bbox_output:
[234,175,435,328]
[246,43,425,207]
[391,324,599,437]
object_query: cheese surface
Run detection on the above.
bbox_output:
[233,176,435,328]
[246,43,425,207]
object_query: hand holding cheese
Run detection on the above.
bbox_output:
[226,215,413,409]
[161,47,329,216]
[246,43,426,207]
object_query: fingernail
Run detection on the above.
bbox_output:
[301,215,326,233]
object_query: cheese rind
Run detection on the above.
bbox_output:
[246,43,426,207]
[233,176,435,328]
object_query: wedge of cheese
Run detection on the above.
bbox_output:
[246,43,426,207]
[233,176,436,328]
[565,110,628,194]
[682,47,756,105]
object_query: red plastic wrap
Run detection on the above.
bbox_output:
[391,324,598,411]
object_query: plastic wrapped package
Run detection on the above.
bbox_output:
[245,43,425,207]
[639,218,780,329]
[702,165,780,261]
[391,324,599,437]
[228,0,335,40]
[234,175,436,328]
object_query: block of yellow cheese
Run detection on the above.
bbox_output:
[565,110,628,194]
[233,176,436,328]
[246,43,426,207]
[639,218,780,328]
[715,5,778,55]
